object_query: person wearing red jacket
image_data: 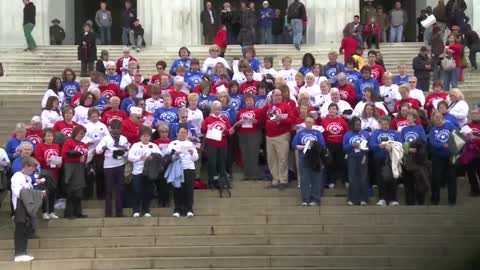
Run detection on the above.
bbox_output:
[115,47,138,76]
[261,89,294,189]
[201,101,234,189]
[321,103,349,188]
[26,116,43,145]
[98,74,122,100]
[101,96,128,126]
[366,50,385,86]
[34,128,62,219]
[336,72,357,106]
[121,106,143,145]
[240,69,259,95]
[339,32,359,63]
[425,80,449,118]
[464,110,480,197]
[61,125,88,219]
[364,17,381,49]
[53,105,79,138]
[234,93,264,180]
[391,103,422,132]
[213,25,227,57]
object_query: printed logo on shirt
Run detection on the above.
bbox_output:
[74,145,87,156]
[86,129,104,143]
[243,86,257,95]
[220,111,231,120]
[101,90,116,99]
[301,133,318,145]
[44,148,59,161]
[63,85,78,98]
[61,127,73,137]
[255,99,266,109]
[326,67,338,80]
[27,134,42,145]
[349,135,365,145]
[434,129,450,143]
[371,69,380,80]
[403,131,419,143]
[360,83,374,95]
[174,96,187,108]
[108,115,124,125]
[326,122,343,135]
[346,74,358,84]
[211,120,227,132]
[160,111,178,123]
[377,133,395,143]
[396,120,408,131]
[230,98,242,111]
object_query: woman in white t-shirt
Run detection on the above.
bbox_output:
[202,45,230,76]
[41,96,63,129]
[41,77,65,109]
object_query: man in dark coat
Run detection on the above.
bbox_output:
[201,1,220,45]
[412,46,433,92]
[49,19,65,45]
[78,23,97,77]
[465,28,480,70]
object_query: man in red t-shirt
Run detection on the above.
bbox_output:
[367,50,385,86]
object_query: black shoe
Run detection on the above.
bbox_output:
[76,214,88,218]
[295,45,300,50]
[469,191,480,197]
[265,184,278,189]
[278,184,286,191]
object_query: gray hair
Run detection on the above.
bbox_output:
[15,122,26,131]
[178,108,188,116]
[19,141,33,151]
[211,100,222,109]
[336,72,347,81]
[174,76,185,85]
[330,88,340,95]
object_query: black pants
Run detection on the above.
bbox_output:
[366,34,379,49]
[403,171,426,205]
[104,166,125,217]
[326,143,346,185]
[14,222,29,256]
[81,61,94,77]
[173,169,195,215]
[85,156,105,199]
[206,145,227,187]
[431,155,456,205]
[374,158,397,203]
[226,133,238,176]
[41,188,56,214]
[64,189,84,218]
[417,78,430,92]
[469,43,480,69]
[132,174,153,214]
[155,176,171,207]
[466,158,480,194]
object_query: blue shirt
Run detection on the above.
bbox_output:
[444,113,460,129]
[168,122,197,140]
[170,58,192,76]
[298,66,313,75]
[401,125,427,144]
[392,75,409,86]
[185,70,204,90]
[221,106,237,125]
[324,63,346,86]
[355,77,380,101]
[5,138,34,162]
[343,130,371,157]
[255,95,267,109]
[198,95,216,109]
[249,58,261,73]
[345,70,361,85]
[120,97,139,114]
[95,96,109,113]
[292,129,326,159]
[12,157,40,187]
[106,74,122,85]
[429,122,456,157]
[153,107,179,127]
[369,129,401,160]
[229,94,244,111]
[62,81,80,104]
[259,7,274,26]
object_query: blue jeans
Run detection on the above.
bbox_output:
[260,25,273,44]
[291,19,303,46]
[389,25,403,42]
[347,155,369,204]
[299,158,323,204]
[99,26,111,45]
[122,27,130,46]
[132,174,153,214]
[442,68,460,91]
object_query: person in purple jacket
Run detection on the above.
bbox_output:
[343,117,370,206]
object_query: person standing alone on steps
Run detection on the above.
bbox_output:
[287,0,306,50]
[23,0,37,52]
[95,1,112,45]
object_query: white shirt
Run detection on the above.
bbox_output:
[260,67,278,78]
[96,134,130,168]
[380,84,400,112]
[232,72,263,84]
[299,84,321,100]
[41,89,65,109]
[277,68,297,83]
[448,100,469,127]
[145,97,164,114]
[187,108,204,137]
[320,100,353,118]
[166,140,199,170]
[128,142,162,175]
[0,148,9,167]
[41,109,63,129]
[409,88,426,107]
[121,58,130,76]
[202,57,230,75]
[11,171,34,210]
[73,106,91,126]
[354,101,388,117]
[361,117,380,133]
[120,74,134,90]
[314,76,328,85]
[83,121,109,163]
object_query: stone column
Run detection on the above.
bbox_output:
[138,0,202,46]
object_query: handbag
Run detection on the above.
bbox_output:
[380,154,395,184]
[448,130,466,155]
[441,56,456,71]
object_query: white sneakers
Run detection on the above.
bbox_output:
[133,213,140,218]
[389,201,400,206]
[308,202,318,207]
[360,201,368,206]
[144,213,152,217]
[186,212,194,218]
[347,201,354,206]
[376,200,387,206]
[14,255,34,262]
[300,202,308,207]
[173,212,194,217]
[43,213,60,220]
[328,183,335,189]
[173,212,181,218]
[42,213,50,220]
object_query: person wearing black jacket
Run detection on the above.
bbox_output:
[78,24,97,77]
[287,0,306,50]
[412,46,433,91]
[121,0,136,46]
[465,28,480,70]
[272,9,285,44]
[23,0,36,51]
[221,2,241,44]
[201,1,220,45]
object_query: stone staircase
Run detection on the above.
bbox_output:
[0,181,479,270]
[0,43,480,144]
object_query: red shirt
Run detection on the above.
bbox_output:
[364,23,381,38]
[154,138,173,147]
[61,138,88,163]
[150,73,172,85]
[262,102,295,138]
[391,116,422,131]
[26,128,43,145]
[321,116,349,144]
[201,115,232,147]
[449,43,463,67]
[235,108,264,134]
[466,122,480,146]
[52,121,79,138]
[121,118,142,144]
[115,56,138,75]
[339,35,359,63]
[425,92,449,117]
[369,64,385,86]
[101,109,128,126]
[99,83,122,99]
[34,143,61,179]
[160,85,175,95]
[337,84,357,106]
[171,91,188,108]
[213,28,227,49]
[240,80,259,95]
[393,98,421,113]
